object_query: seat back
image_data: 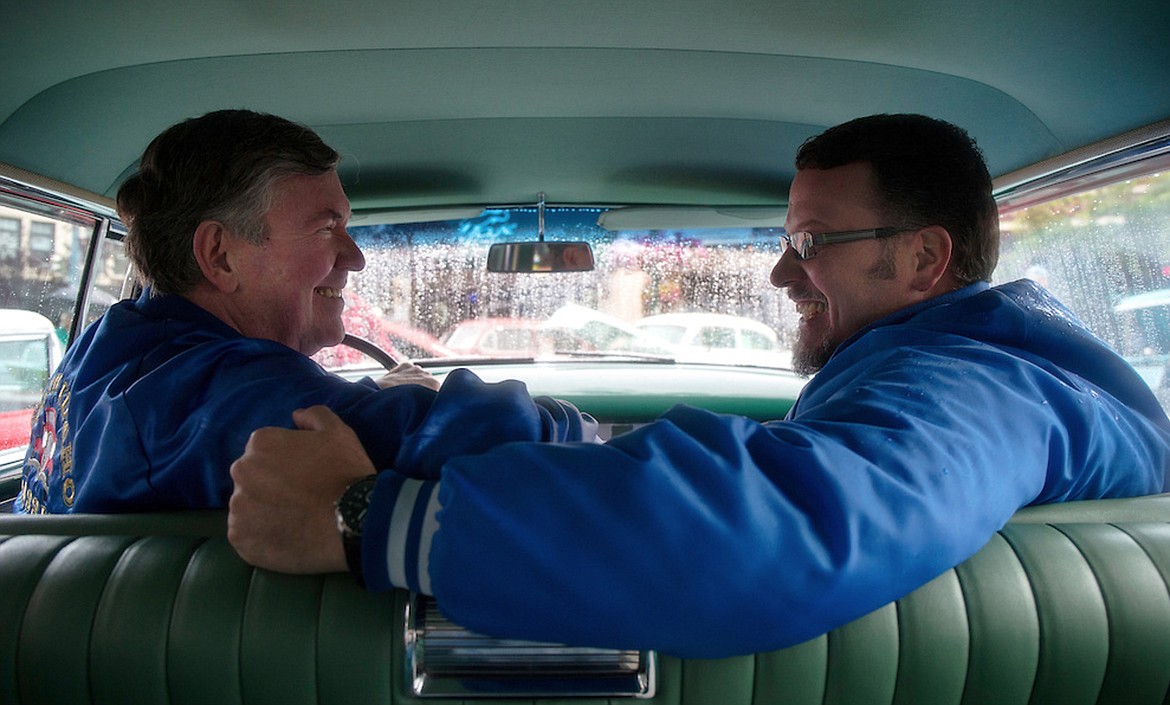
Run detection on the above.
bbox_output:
[3,496,1170,704]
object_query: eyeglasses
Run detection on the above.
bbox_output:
[779,227,912,260]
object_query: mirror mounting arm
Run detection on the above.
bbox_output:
[485,192,596,273]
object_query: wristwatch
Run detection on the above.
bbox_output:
[335,473,378,582]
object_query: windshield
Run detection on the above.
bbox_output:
[314,206,794,369]
[320,163,1170,399]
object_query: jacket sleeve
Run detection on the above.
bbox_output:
[340,368,598,479]
[232,362,599,479]
[360,342,1170,658]
[129,343,595,507]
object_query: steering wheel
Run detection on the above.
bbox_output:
[341,333,399,371]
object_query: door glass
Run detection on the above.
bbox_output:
[0,192,129,454]
[996,165,1170,408]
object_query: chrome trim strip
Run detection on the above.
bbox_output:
[70,217,110,342]
[405,593,656,698]
[993,118,1170,210]
[0,163,117,218]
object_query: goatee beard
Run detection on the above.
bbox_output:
[791,333,835,378]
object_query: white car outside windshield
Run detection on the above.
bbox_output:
[636,312,792,367]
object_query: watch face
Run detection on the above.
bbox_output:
[337,475,377,534]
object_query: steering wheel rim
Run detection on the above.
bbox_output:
[341,333,399,371]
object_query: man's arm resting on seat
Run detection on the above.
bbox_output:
[228,405,372,574]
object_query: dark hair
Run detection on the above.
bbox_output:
[794,114,999,284]
[116,110,340,293]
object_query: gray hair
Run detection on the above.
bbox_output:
[117,110,340,293]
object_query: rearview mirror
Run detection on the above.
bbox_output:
[486,241,595,273]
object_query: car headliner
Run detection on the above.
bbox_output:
[2,0,1169,214]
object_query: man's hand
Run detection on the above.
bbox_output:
[228,405,376,574]
[373,361,440,391]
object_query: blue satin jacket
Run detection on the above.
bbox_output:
[363,280,1170,657]
[15,290,593,513]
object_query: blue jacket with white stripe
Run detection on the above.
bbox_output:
[364,280,1170,657]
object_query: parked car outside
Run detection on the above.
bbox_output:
[542,303,677,357]
[312,294,454,369]
[0,309,62,451]
[442,306,677,360]
[636,311,792,367]
[1113,288,1170,385]
[381,319,456,361]
[442,317,555,358]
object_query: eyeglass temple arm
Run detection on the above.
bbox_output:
[816,228,887,245]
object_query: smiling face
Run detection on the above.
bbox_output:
[223,170,365,355]
[772,162,934,377]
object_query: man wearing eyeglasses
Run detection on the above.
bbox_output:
[775,115,999,379]
[227,114,1170,658]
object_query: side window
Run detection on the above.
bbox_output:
[741,330,773,351]
[0,218,19,261]
[0,190,130,454]
[0,200,126,344]
[697,326,736,349]
[28,222,56,262]
[996,166,1170,408]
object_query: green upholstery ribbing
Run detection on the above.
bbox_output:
[2,494,1169,704]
